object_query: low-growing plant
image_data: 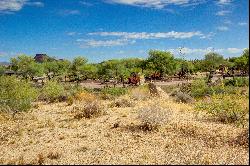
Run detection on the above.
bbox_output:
[195,93,249,126]
[223,77,249,87]
[64,84,85,97]
[41,81,65,102]
[74,91,97,102]
[0,76,38,117]
[67,95,74,106]
[129,86,150,100]
[170,91,194,103]
[73,100,104,119]
[190,78,211,98]
[233,128,249,147]
[111,96,134,108]
[100,87,128,99]
[138,104,171,131]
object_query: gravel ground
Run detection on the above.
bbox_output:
[0,95,248,165]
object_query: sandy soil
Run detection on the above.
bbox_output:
[0,93,248,165]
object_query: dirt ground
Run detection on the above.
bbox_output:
[0,93,248,165]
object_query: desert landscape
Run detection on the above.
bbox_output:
[0,0,249,165]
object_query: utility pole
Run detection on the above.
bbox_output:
[178,46,186,79]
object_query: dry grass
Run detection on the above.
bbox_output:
[74,91,97,103]
[129,86,150,100]
[110,95,135,108]
[73,100,104,119]
[137,103,171,131]
[0,93,248,165]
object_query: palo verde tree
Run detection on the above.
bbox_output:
[79,64,98,80]
[230,48,249,73]
[70,56,88,84]
[203,52,225,72]
[145,50,178,76]
[10,54,44,80]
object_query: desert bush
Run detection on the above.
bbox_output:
[0,76,38,116]
[41,81,65,102]
[111,96,134,108]
[129,86,150,100]
[74,91,97,103]
[138,104,170,131]
[190,78,211,98]
[170,91,194,103]
[233,128,249,147]
[160,85,178,94]
[73,100,104,119]
[67,95,74,106]
[195,94,249,126]
[100,87,128,99]
[63,84,85,97]
[223,77,249,87]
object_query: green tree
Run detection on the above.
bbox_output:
[70,56,88,84]
[203,52,225,72]
[145,50,178,76]
[10,54,41,80]
[79,64,98,80]
[235,49,249,73]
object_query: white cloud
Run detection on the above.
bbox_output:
[217,0,232,5]
[117,50,125,54]
[105,0,206,9]
[89,31,208,39]
[226,48,244,54]
[216,10,231,16]
[78,39,136,48]
[58,10,81,16]
[66,32,83,36]
[79,1,93,6]
[166,47,245,58]
[238,22,248,26]
[67,32,77,36]
[27,1,44,7]
[0,0,43,14]
[217,26,229,31]
[224,20,232,24]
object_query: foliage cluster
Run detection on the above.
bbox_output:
[195,93,249,126]
[0,76,38,115]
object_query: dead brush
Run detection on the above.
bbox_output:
[73,100,104,119]
[111,96,135,108]
[232,128,249,148]
[74,91,97,103]
[47,151,61,160]
[137,104,171,131]
[129,87,150,101]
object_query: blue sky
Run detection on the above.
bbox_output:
[0,0,249,63]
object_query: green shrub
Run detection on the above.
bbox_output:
[63,83,84,97]
[100,87,128,99]
[224,77,249,87]
[190,78,211,98]
[41,81,65,102]
[195,94,249,126]
[170,91,194,103]
[0,76,38,116]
